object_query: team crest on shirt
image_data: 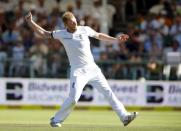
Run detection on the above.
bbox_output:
[74,34,83,40]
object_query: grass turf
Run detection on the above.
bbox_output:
[0,109,181,131]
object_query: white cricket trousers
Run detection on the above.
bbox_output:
[53,65,128,123]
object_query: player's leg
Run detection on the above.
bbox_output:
[51,75,88,126]
[89,72,138,125]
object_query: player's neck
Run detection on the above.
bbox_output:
[67,27,77,33]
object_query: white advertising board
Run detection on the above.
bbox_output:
[145,81,181,107]
[0,78,69,105]
[0,78,181,107]
[92,80,145,106]
[0,79,5,104]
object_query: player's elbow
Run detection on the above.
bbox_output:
[96,33,102,40]
[39,31,51,39]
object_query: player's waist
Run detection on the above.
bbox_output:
[70,62,98,70]
[70,63,101,77]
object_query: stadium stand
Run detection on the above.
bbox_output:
[0,0,181,80]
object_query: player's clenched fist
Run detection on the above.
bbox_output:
[118,34,129,42]
[25,12,32,22]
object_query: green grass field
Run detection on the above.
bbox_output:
[0,109,181,131]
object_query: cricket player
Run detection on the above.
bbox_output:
[25,11,138,127]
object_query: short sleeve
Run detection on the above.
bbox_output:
[51,30,62,40]
[84,26,98,38]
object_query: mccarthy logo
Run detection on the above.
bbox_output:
[6,82,23,100]
[146,85,164,103]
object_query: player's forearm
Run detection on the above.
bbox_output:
[27,20,51,39]
[97,33,117,43]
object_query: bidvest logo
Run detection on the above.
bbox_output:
[6,82,23,100]
[146,85,164,103]
[79,84,93,102]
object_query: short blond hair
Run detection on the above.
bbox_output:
[62,12,75,24]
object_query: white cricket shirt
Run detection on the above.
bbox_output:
[52,26,98,68]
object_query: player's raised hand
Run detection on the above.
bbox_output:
[117,34,129,42]
[25,11,32,22]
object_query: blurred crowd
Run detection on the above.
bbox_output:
[0,0,181,80]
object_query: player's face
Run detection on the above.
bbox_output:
[66,16,77,33]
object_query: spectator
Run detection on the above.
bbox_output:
[99,52,110,78]
[170,15,181,48]
[9,38,25,77]
[66,3,74,13]
[35,0,47,15]
[2,22,20,44]
[147,57,163,80]
[0,0,15,12]
[116,40,129,61]
[0,40,7,77]
[29,38,48,77]
[90,38,102,61]
[73,0,85,21]
[20,27,34,51]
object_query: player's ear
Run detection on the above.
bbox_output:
[64,22,67,28]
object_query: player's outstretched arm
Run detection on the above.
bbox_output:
[25,12,51,39]
[96,33,129,43]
